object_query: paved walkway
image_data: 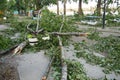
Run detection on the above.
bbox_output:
[15,51,50,80]
[3,51,50,80]
[0,25,9,31]
[63,44,120,79]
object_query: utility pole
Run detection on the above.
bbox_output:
[102,0,106,29]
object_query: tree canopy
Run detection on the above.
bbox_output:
[0,0,7,11]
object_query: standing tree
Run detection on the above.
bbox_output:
[57,0,59,15]
[72,0,88,16]
[78,0,83,15]
[96,0,102,16]
[78,0,88,15]
[63,0,67,15]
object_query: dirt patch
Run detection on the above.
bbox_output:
[0,62,20,80]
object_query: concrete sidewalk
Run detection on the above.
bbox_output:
[14,51,50,80]
[0,49,50,80]
[0,25,9,31]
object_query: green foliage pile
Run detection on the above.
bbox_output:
[24,9,77,51]
[67,60,90,80]
[0,8,77,52]
[10,21,27,32]
[0,19,30,51]
[45,46,61,80]
[0,35,16,51]
[0,8,90,79]
[94,36,120,73]
[73,13,85,21]
[41,9,76,32]
[94,36,120,54]
[74,35,120,74]
[106,15,120,27]
[46,46,90,80]
[87,30,101,41]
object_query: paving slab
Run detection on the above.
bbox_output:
[0,25,9,31]
[15,51,50,80]
[63,44,120,79]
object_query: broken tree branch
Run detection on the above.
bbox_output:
[58,14,67,80]
[41,56,54,80]
[27,23,35,33]
[12,41,28,56]
[27,23,44,35]
[0,44,18,58]
[0,41,28,58]
[58,36,67,80]
[36,10,41,32]
[50,32,89,36]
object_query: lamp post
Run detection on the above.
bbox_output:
[102,0,106,29]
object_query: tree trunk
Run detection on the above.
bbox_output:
[96,0,101,16]
[63,0,67,15]
[50,32,89,36]
[57,0,59,15]
[78,0,83,15]
[57,36,67,80]
[36,0,41,10]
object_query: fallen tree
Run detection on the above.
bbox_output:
[50,32,89,36]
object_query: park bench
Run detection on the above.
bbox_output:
[81,16,102,25]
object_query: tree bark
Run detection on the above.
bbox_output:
[57,0,59,15]
[78,0,83,15]
[96,0,101,16]
[50,32,89,36]
[12,41,28,55]
[63,0,67,15]
[41,57,54,80]
[0,45,18,58]
[0,41,28,57]
[57,36,67,80]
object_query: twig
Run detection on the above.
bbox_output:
[36,10,41,32]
